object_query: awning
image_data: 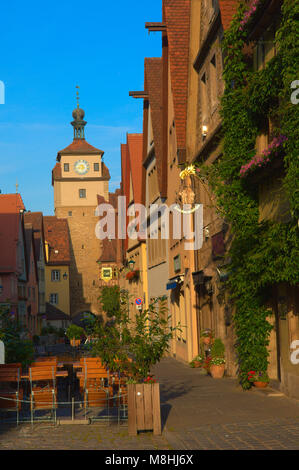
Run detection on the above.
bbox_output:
[166,275,184,291]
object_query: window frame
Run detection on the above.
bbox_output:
[79,189,86,199]
[50,293,59,305]
[51,270,61,282]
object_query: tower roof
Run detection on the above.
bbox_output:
[57,93,104,160]
[57,139,104,160]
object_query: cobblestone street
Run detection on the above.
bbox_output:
[0,358,298,450]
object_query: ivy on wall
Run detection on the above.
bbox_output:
[190,0,299,388]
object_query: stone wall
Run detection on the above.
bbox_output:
[56,206,102,316]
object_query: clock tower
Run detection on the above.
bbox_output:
[52,99,110,317]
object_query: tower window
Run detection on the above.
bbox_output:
[68,211,72,217]
[50,293,59,305]
[79,189,86,199]
[94,163,100,172]
[64,163,70,172]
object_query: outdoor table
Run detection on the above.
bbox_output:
[57,362,81,369]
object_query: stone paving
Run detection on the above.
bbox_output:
[154,358,299,450]
[0,358,298,450]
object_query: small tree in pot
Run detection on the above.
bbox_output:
[66,325,85,347]
[210,338,226,379]
[91,291,181,435]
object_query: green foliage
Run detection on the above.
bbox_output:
[0,306,34,367]
[211,339,225,359]
[41,325,59,336]
[128,297,177,381]
[91,291,181,381]
[99,286,121,318]
[66,324,85,340]
[192,0,299,389]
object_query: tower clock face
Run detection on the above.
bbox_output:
[74,160,90,175]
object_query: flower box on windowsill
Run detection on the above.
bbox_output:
[239,135,287,179]
[126,271,139,281]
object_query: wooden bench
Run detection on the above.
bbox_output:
[82,365,113,410]
[78,358,108,392]
[34,357,57,363]
[0,365,23,424]
[29,366,57,423]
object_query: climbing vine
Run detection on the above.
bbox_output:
[187,0,299,388]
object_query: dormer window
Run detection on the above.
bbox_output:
[64,163,70,172]
[94,163,100,172]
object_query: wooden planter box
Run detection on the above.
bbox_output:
[128,383,161,436]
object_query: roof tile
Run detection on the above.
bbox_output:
[57,139,104,158]
[43,216,71,265]
[164,0,191,151]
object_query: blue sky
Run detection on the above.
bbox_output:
[0,0,162,214]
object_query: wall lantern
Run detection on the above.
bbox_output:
[63,272,68,281]
[205,279,214,296]
[202,125,208,138]
[128,260,136,272]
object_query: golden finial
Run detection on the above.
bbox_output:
[76,85,80,108]
[16,180,19,194]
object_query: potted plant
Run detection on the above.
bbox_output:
[247,371,270,388]
[200,329,214,345]
[190,355,204,368]
[66,324,85,347]
[190,355,208,374]
[210,338,226,379]
[203,356,212,374]
[91,292,181,435]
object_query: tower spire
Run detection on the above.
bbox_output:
[76,85,80,108]
[71,86,87,140]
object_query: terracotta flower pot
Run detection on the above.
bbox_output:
[253,381,268,388]
[210,364,225,379]
[203,337,211,345]
[193,361,202,368]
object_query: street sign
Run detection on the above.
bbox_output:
[101,267,113,282]
[135,298,143,306]
[136,305,143,311]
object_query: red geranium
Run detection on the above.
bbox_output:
[144,375,156,384]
